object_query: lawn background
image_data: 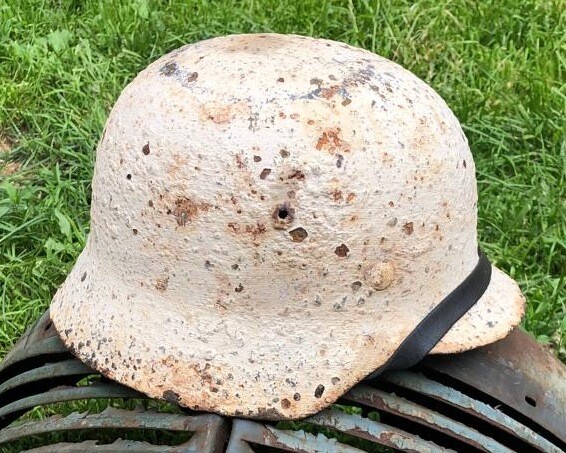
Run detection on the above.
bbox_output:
[0,0,564,368]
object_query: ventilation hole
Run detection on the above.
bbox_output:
[126,174,132,180]
[525,396,537,407]
[278,209,289,219]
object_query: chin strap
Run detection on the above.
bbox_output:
[365,249,492,381]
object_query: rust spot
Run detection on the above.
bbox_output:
[132,228,138,235]
[347,192,356,203]
[235,154,246,168]
[235,283,244,293]
[316,127,349,154]
[341,98,352,106]
[389,201,394,207]
[289,227,308,243]
[331,189,343,201]
[314,384,325,398]
[403,222,414,235]
[320,85,340,99]
[172,197,210,226]
[287,190,296,198]
[186,72,198,82]
[272,202,295,229]
[245,222,267,242]
[280,149,290,158]
[307,119,315,125]
[260,168,271,179]
[155,277,169,292]
[253,155,262,162]
[287,169,305,180]
[290,113,299,120]
[204,104,233,124]
[278,112,286,119]
[334,244,350,257]
[281,398,291,409]
[142,143,150,155]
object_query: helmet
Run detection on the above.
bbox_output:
[50,33,525,420]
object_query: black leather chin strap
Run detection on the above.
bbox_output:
[365,249,492,381]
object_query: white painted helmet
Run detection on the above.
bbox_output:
[51,34,525,420]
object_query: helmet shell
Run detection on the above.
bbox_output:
[51,34,524,419]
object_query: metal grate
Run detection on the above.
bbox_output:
[1,311,564,452]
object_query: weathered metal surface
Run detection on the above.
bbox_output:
[423,328,566,443]
[384,370,563,452]
[344,384,514,452]
[23,439,192,452]
[1,407,227,453]
[307,408,455,452]
[0,383,144,420]
[226,419,365,453]
[0,359,92,399]
[49,33,525,419]
[0,311,67,378]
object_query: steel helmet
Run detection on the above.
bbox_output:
[51,34,525,420]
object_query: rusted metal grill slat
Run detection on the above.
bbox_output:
[23,439,193,452]
[0,360,92,397]
[226,419,365,453]
[306,408,455,452]
[422,328,566,443]
[344,384,514,452]
[383,370,563,453]
[2,408,227,452]
[0,383,144,420]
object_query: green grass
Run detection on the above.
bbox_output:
[0,0,564,446]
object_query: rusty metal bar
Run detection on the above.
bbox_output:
[422,328,566,443]
[23,439,190,452]
[384,370,563,452]
[344,384,514,452]
[306,407,455,452]
[0,407,211,441]
[0,360,92,398]
[0,383,144,421]
[226,419,365,453]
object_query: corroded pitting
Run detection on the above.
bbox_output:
[50,33,525,420]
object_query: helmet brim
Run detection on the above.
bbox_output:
[51,246,524,420]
